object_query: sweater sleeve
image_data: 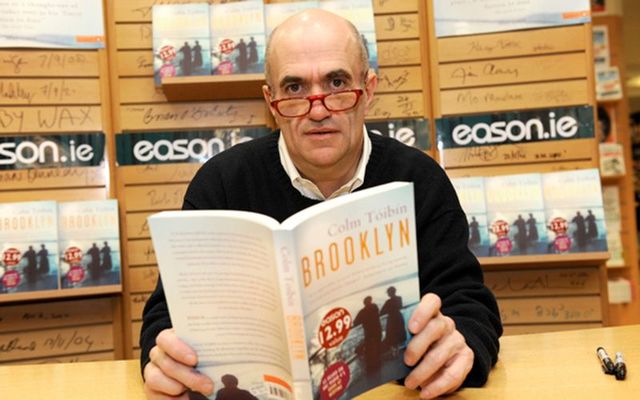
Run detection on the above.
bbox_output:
[139,160,228,375]
[414,171,503,387]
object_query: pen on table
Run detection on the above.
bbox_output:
[596,347,615,375]
[614,352,627,381]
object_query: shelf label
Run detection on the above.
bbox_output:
[116,128,270,165]
[0,133,105,170]
[366,118,430,150]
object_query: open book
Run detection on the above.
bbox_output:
[149,182,420,400]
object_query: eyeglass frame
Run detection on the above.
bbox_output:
[269,88,365,118]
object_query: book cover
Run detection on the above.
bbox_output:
[210,0,266,75]
[599,142,626,176]
[265,1,319,37]
[485,173,547,256]
[0,201,59,294]
[602,186,624,267]
[319,0,378,70]
[434,0,591,37]
[592,25,610,69]
[58,200,121,289]
[596,66,624,101]
[152,4,211,86]
[149,182,419,400]
[451,177,490,257]
[542,169,608,254]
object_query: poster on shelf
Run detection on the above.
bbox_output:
[0,0,104,49]
[0,201,60,295]
[592,25,610,69]
[434,0,591,37]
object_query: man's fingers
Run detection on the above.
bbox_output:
[156,329,198,367]
[151,347,214,395]
[404,322,460,388]
[408,293,441,335]
[144,360,189,397]
[404,313,453,367]
[417,348,474,400]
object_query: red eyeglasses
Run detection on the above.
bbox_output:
[270,89,364,118]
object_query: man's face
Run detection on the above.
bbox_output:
[263,21,377,175]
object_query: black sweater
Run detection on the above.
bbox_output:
[140,131,502,387]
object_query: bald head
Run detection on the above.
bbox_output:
[264,9,369,90]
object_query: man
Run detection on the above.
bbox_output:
[141,9,501,400]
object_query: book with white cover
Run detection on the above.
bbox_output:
[149,182,419,400]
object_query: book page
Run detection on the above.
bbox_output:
[284,182,420,399]
[149,211,295,400]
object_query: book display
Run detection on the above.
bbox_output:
[592,9,640,323]
[426,0,638,334]
[0,200,122,296]
[452,169,607,258]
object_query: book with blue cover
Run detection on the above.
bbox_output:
[58,200,121,289]
[210,0,266,75]
[451,177,490,257]
[485,173,547,256]
[319,0,378,70]
[0,201,60,294]
[542,169,608,254]
[152,4,212,86]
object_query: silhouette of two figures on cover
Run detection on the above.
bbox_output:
[233,37,259,73]
[572,210,599,250]
[354,287,407,378]
[21,244,50,284]
[177,41,204,76]
[510,213,539,254]
[87,242,113,280]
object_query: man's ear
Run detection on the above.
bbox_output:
[363,69,378,110]
[262,84,277,118]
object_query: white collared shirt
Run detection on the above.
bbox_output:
[278,126,371,200]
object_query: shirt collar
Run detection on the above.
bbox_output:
[278,126,371,200]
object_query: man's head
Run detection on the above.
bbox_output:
[221,374,238,389]
[263,9,377,182]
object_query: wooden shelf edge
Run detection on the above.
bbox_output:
[601,174,625,184]
[479,252,610,267]
[0,284,122,304]
[161,73,266,102]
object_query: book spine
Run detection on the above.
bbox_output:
[273,230,312,400]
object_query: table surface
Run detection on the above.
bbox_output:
[1,325,638,400]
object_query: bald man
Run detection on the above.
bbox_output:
[140,9,501,400]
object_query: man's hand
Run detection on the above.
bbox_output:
[404,293,474,399]
[143,328,214,399]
